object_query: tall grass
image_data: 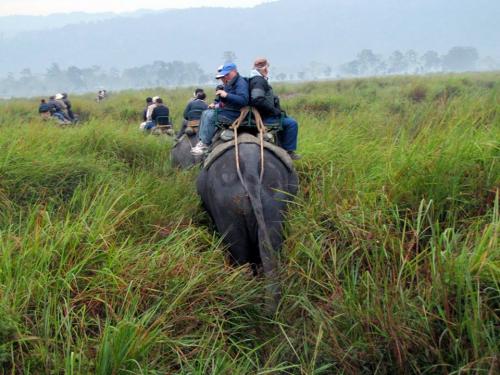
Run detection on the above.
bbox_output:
[0,72,498,374]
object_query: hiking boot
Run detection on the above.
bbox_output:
[287,150,301,160]
[191,141,209,155]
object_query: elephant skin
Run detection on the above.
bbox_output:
[171,133,201,169]
[197,141,298,311]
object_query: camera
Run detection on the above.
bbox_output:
[215,84,225,103]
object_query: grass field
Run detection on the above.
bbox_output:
[0,72,498,374]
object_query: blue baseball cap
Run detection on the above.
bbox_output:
[215,63,237,78]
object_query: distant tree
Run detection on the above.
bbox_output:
[122,66,149,88]
[308,61,333,79]
[479,56,500,71]
[46,63,62,80]
[356,49,384,75]
[388,50,408,74]
[421,50,441,72]
[109,67,120,79]
[340,60,361,76]
[66,66,85,90]
[80,65,104,90]
[275,72,287,81]
[405,49,419,73]
[20,68,32,79]
[297,71,305,80]
[442,46,479,72]
[223,51,237,63]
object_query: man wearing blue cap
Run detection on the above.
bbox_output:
[191,62,249,155]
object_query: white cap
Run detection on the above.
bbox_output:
[55,93,64,100]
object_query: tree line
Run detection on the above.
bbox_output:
[339,46,498,77]
[1,46,498,98]
[0,60,211,98]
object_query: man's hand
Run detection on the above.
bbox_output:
[216,90,228,98]
[208,103,216,109]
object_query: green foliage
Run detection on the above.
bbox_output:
[0,72,498,374]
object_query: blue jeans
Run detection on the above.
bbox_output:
[145,120,156,130]
[52,112,66,122]
[199,109,240,145]
[199,109,217,145]
[265,116,298,151]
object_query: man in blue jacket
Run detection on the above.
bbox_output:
[191,62,249,155]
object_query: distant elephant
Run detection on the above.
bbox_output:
[197,134,298,311]
[171,132,200,169]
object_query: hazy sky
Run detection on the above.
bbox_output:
[0,0,272,16]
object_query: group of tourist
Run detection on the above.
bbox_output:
[96,90,108,102]
[36,57,300,159]
[139,96,172,131]
[140,57,300,159]
[38,93,76,124]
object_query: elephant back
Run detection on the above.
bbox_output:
[203,133,294,171]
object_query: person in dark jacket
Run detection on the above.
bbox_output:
[47,95,63,113]
[184,90,208,121]
[191,63,249,155]
[62,93,75,121]
[250,58,300,159]
[151,97,170,125]
[47,95,70,123]
[177,90,208,139]
[38,99,50,114]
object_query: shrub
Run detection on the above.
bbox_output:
[408,85,427,102]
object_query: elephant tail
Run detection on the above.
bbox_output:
[241,172,281,314]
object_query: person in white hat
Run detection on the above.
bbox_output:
[54,93,71,121]
[141,96,163,131]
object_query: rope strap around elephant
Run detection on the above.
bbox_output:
[230,107,266,183]
[251,108,267,183]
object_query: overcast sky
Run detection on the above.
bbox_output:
[0,0,272,16]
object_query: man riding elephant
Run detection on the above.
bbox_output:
[62,93,76,122]
[190,63,249,155]
[176,89,208,140]
[150,97,170,126]
[250,58,301,160]
[47,95,71,124]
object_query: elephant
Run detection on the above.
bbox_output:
[171,132,201,169]
[196,134,298,311]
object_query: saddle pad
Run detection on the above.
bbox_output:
[203,133,293,172]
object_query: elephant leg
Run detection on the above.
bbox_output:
[261,195,288,252]
[219,219,257,266]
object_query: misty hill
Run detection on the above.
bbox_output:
[0,9,159,39]
[0,12,118,39]
[0,0,498,76]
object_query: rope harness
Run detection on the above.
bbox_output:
[230,107,266,183]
